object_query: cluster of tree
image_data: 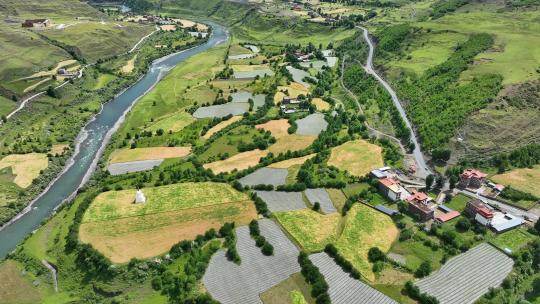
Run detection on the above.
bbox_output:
[125,0,153,13]
[403,281,440,304]
[200,114,235,137]
[220,222,240,264]
[398,33,502,153]
[216,66,234,79]
[489,143,540,172]
[297,151,351,188]
[65,190,112,277]
[298,252,331,304]
[248,220,274,255]
[375,24,413,56]
[325,244,362,278]
[247,191,270,216]
[343,65,413,147]
[312,68,334,97]
[237,130,275,152]
[500,186,539,203]
[430,0,469,19]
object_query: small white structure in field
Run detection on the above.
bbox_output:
[135,190,146,204]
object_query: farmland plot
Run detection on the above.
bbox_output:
[296,113,328,136]
[193,103,250,118]
[254,190,306,212]
[234,69,274,79]
[239,168,288,187]
[305,188,337,214]
[286,66,314,88]
[203,219,301,304]
[416,243,514,304]
[107,159,163,175]
[309,252,398,304]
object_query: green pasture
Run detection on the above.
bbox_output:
[444,193,470,212]
[491,228,537,253]
[0,0,101,19]
[198,125,269,162]
[0,95,16,117]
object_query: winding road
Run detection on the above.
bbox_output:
[358,26,432,178]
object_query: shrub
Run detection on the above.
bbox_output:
[261,242,274,256]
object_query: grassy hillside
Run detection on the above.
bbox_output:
[0,0,101,19]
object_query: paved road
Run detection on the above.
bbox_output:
[358,26,432,178]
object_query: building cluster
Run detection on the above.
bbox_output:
[459,168,505,198]
[279,96,308,114]
[371,167,524,233]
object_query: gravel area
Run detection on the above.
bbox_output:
[310,252,398,304]
[254,190,306,212]
[296,113,328,136]
[203,219,301,304]
[305,188,337,214]
[239,168,288,187]
[193,103,249,118]
[234,69,274,80]
[107,159,163,175]
[416,243,514,304]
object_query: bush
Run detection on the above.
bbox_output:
[415,261,432,278]
[261,242,274,256]
[368,247,386,262]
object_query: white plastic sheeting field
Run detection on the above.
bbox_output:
[107,159,163,175]
[254,190,306,212]
[416,243,514,304]
[239,168,288,187]
[230,91,266,109]
[233,69,274,80]
[310,252,398,304]
[203,219,301,304]
[305,188,337,214]
[192,103,249,118]
[286,66,314,88]
[296,113,328,136]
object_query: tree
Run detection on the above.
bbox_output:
[456,218,471,231]
[535,219,540,235]
[415,261,432,278]
[368,247,386,262]
[312,202,321,211]
[425,174,435,190]
[261,242,274,256]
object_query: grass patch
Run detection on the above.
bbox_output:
[0,260,42,304]
[108,146,191,164]
[327,140,384,177]
[390,239,444,271]
[444,193,470,211]
[491,228,537,253]
[0,95,16,117]
[143,110,195,133]
[336,203,398,281]
[492,165,540,197]
[274,209,339,252]
[93,73,117,90]
[0,153,48,188]
[260,273,315,304]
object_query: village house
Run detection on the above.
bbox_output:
[22,19,51,28]
[465,199,524,233]
[406,191,436,221]
[459,169,487,189]
[378,177,404,202]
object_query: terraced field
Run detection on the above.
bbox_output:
[417,243,514,304]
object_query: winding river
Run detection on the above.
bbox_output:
[0,22,229,259]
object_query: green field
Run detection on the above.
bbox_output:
[390,238,444,271]
[83,182,249,222]
[41,21,155,63]
[491,228,537,253]
[416,10,540,85]
[0,95,16,117]
[274,209,339,252]
[444,193,470,211]
[336,204,398,281]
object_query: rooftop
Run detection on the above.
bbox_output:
[491,212,524,232]
[436,211,461,223]
[406,191,429,203]
[461,169,487,179]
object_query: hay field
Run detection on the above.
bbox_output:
[312,98,330,111]
[203,149,269,174]
[144,111,195,133]
[269,154,316,169]
[121,55,137,74]
[256,119,290,139]
[275,209,339,252]
[328,140,384,177]
[269,135,316,154]
[277,82,309,98]
[492,165,540,197]
[336,204,398,281]
[203,116,242,139]
[109,147,191,164]
[51,144,69,155]
[80,182,255,262]
[0,260,41,304]
[0,153,48,188]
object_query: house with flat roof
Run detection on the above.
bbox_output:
[459,169,487,189]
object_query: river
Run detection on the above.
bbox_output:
[0,22,229,259]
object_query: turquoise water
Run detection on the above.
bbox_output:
[0,22,228,259]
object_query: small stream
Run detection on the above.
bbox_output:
[0,22,229,259]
